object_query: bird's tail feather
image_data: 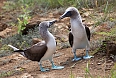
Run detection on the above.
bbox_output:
[14,50,24,52]
[8,44,19,51]
[8,44,25,56]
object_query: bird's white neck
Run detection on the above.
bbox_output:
[71,18,84,30]
[46,31,56,47]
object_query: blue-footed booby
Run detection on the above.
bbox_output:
[8,20,64,71]
[60,7,93,61]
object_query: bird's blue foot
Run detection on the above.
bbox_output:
[40,68,49,72]
[52,65,64,70]
[51,61,64,70]
[72,57,81,61]
[39,62,49,72]
[72,51,81,61]
[83,50,94,59]
[83,55,93,59]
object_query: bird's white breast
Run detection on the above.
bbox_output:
[70,18,90,49]
[40,31,56,61]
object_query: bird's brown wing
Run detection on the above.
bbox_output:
[24,41,47,61]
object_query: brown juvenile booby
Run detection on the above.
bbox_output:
[8,20,64,71]
[60,7,93,61]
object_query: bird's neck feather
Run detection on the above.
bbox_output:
[70,14,85,33]
[40,30,55,44]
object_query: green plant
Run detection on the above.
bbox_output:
[0,68,24,78]
[92,0,115,27]
[2,0,37,10]
[110,63,116,78]
[17,5,31,34]
[0,44,12,57]
[97,26,116,37]
[85,62,93,78]
[102,1,112,22]
[2,1,16,11]
[1,26,41,49]
[69,67,75,78]
[0,70,15,78]
[3,0,116,10]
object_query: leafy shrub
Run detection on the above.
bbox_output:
[3,0,116,11]
[1,27,41,49]
[17,5,31,34]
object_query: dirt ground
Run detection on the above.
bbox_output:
[0,0,116,78]
[0,46,115,78]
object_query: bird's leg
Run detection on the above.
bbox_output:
[49,59,64,70]
[72,49,81,61]
[38,62,49,72]
[83,50,93,59]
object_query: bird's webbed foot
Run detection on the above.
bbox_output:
[40,68,49,72]
[39,62,49,72]
[83,50,94,59]
[83,55,93,59]
[52,65,64,70]
[72,56,81,61]
[72,51,81,61]
[50,60,64,70]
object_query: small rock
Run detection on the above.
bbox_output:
[53,52,64,58]
[97,62,101,65]
[21,73,34,78]
[91,63,94,65]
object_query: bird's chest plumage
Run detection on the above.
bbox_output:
[40,32,56,61]
[70,19,88,49]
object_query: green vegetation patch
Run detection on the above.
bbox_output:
[98,26,116,37]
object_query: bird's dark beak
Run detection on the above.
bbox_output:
[49,20,57,27]
[59,11,72,20]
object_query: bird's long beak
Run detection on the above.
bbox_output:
[59,11,72,20]
[59,12,66,20]
[49,20,57,27]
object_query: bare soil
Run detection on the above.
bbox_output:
[0,1,116,78]
[0,46,115,78]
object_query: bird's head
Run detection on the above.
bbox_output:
[39,20,57,30]
[60,7,79,19]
